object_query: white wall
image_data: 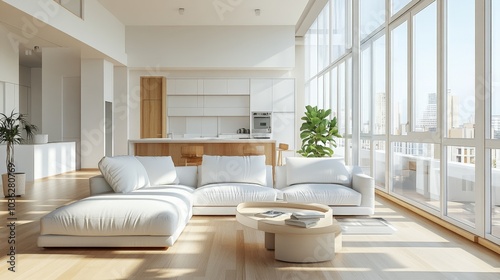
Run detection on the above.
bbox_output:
[2,0,126,65]
[126,26,295,69]
[81,59,113,168]
[42,47,81,142]
[114,67,128,155]
[0,25,19,84]
[30,68,42,131]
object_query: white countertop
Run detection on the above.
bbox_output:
[129,138,275,144]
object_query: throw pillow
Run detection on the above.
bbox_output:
[98,156,150,193]
[286,157,351,186]
[200,155,267,186]
[136,156,180,186]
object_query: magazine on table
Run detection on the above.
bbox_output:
[255,210,285,218]
[290,210,325,220]
[285,218,318,228]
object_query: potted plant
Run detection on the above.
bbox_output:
[0,111,38,197]
[297,105,342,157]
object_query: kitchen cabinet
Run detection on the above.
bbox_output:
[273,79,295,112]
[140,76,166,138]
[250,79,273,112]
[272,112,295,150]
[168,78,202,95]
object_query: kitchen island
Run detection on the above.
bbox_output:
[129,138,276,167]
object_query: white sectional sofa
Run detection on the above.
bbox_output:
[38,155,374,248]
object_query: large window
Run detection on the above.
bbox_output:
[447,0,475,138]
[318,4,330,72]
[391,21,408,135]
[492,149,500,238]
[331,0,351,62]
[413,2,437,133]
[493,0,500,139]
[391,0,412,16]
[360,0,385,40]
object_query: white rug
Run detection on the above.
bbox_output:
[337,217,397,235]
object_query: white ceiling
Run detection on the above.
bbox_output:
[98,0,312,27]
[12,0,322,68]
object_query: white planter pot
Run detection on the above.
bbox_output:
[2,173,26,197]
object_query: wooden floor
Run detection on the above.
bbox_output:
[1,171,499,280]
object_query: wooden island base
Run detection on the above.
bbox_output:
[130,139,276,167]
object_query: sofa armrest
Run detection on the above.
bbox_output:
[89,175,113,195]
[352,173,375,209]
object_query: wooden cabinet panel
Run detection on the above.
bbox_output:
[140,76,166,138]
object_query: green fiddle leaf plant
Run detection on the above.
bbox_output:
[297,105,342,158]
[0,110,38,172]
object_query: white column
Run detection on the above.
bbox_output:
[113,66,128,155]
[81,59,114,168]
[0,26,19,114]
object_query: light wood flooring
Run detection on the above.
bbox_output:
[0,170,499,280]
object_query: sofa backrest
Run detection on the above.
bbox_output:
[277,157,353,188]
[196,165,274,188]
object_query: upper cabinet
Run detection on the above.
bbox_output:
[250,78,295,113]
[250,79,273,112]
[272,79,295,112]
[167,79,202,95]
[203,79,249,95]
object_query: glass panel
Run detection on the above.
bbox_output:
[374,140,386,188]
[391,0,412,16]
[391,22,408,135]
[309,77,318,107]
[492,0,500,139]
[331,67,338,119]
[391,142,440,210]
[374,34,386,135]
[331,0,348,61]
[338,62,346,136]
[361,45,372,134]
[318,76,324,109]
[318,4,330,72]
[447,146,476,227]
[360,139,371,175]
[346,58,353,134]
[447,0,475,138]
[306,20,318,79]
[413,2,437,133]
[305,82,310,106]
[360,0,386,40]
[492,149,500,238]
[324,73,330,113]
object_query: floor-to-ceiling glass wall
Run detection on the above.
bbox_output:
[489,0,500,242]
[303,0,499,247]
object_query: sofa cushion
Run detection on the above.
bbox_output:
[98,156,150,193]
[193,183,277,206]
[200,155,267,186]
[286,157,351,186]
[281,183,361,206]
[136,156,180,186]
[40,185,194,237]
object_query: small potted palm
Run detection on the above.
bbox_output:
[0,111,38,197]
[297,105,342,157]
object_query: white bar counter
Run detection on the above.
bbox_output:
[0,142,76,181]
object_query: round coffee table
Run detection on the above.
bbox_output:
[236,201,342,263]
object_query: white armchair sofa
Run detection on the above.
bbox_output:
[38,155,374,248]
[275,157,374,216]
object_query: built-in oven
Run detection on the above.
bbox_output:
[251,112,272,139]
